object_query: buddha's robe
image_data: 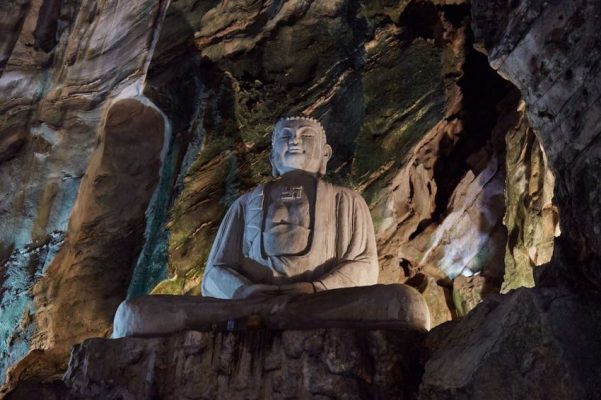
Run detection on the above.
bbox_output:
[112,178,431,338]
[202,179,379,298]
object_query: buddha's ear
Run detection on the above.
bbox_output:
[270,152,280,177]
[319,144,332,176]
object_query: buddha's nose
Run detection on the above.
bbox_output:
[289,130,301,145]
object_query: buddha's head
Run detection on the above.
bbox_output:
[270,117,332,177]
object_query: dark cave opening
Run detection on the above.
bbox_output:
[431,37,517,224]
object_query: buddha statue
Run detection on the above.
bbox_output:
[113,117,430,337]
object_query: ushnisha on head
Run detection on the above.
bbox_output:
[270,116,333,177]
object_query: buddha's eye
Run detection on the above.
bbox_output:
[299,127,316,138]
[278,128,294,140]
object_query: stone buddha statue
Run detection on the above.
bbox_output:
[113,117,430,337]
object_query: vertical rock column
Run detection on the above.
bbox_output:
[0,0,171,389]
[3,98,166,392]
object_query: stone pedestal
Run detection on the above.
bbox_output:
[62,328,424,400]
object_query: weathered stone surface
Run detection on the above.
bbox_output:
[472,0,601,291]
[0,0,170,386]
[30,97,166,351]
[1,96,167,392]
[64,329,425,400]
[2,0,581,391]
[419,287,601,400]
[407,274,454,327]
[502,101,558,292]
[452,275,489,317]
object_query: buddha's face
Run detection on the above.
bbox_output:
[270,119,332,176]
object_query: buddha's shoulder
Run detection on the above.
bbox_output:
[322,181,368,203]
[230,184,266,206]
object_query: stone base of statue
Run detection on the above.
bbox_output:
[63,327,426,400]
[112,284,431,337]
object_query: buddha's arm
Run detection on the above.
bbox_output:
[313,190,379,291]
[201,196,257,299]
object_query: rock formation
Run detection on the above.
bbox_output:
[8,0,601,397]
[64,329,424,400]
[0,0,170,388]
[420,287,601,400]
[502,101,558,292]
[419,1,601,398]
[472,0,600,291]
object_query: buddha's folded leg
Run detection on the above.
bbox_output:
[112,294,293,338]
[267,284,431,331]
[112,285,430,338]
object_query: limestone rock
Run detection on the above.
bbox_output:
[452,275,487,317]
[1,97,167,393]
[502,102,558,292]
[0,0,170,385]
[419,287,601,399]
[472,0,601,291]
[407,274,454,328]
[63,329,425,400]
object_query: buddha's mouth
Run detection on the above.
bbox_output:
[286,148,304,154]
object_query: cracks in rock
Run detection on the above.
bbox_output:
[486,1,546,71]
[529,42,601,130]
[33,0,62,53]
[195,0,312,52]
[0,0,31,77]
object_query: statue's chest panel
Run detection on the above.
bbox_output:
[263,181,314,256]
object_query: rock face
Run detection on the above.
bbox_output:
[415,2,601,397]
[502,101,558,292]
[419,288,601,400]
[472,0,601,291]
[0,0,170,386]
[64,329,424,400]
[2,97,167,394]
[0,0,569,392]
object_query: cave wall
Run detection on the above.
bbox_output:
[0,0,561,390]
[0,0,170,386]
[502,100,558,292]
[472,0,600,291]
[137,0,518,316]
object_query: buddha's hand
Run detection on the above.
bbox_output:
[233,284,281,299]
[277,282,316,296]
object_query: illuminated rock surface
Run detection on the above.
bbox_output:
[6,0,601,397]
[0,0,170,386]
[418,1,601,398]
[472,0,601,290]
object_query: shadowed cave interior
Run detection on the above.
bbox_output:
[0,0,599,399]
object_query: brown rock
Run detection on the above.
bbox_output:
[62,328,425,400]
[472,0,601,291]
[0,0,170,386]
[420,287,601,399]
[407,274,454,328]
[2,98,167,393]
[502,102,558,292]
[452,275,486,317]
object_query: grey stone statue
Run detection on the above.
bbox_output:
[113,117,430,337]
